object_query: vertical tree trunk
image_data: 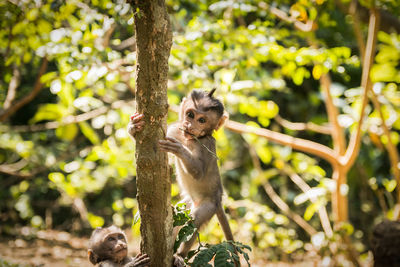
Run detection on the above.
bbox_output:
[132,1,173,266]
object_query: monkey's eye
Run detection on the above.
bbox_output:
[198,117,206,123]
[118,234,125,240]
[107,236,116,242]
[187,111,194,119]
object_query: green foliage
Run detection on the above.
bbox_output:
[1,0,400,265]
[187,241,251,267]
[173,203,198,253]
[0,259,28,267]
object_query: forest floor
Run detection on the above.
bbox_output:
[0,229,314,267]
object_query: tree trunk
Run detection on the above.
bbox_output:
[132,1,173,266]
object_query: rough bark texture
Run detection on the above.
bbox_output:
[132,1,173,266]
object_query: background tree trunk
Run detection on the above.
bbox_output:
[132,1,173,266]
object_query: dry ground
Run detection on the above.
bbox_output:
[0,229,316,267]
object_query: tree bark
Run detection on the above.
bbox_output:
[132,1,173,266]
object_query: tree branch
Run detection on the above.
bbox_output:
[3,66,20,110]
[275,114,332,135]
[110,36,136,51]
[320,74,346,155]
[0,57,49,122]
[341,9,380,171]
[349,0,366,62]
[258,2,317,32]
[225,119,339,167]
[283,167,333,238]
[348,1,400,208]
[370,90,400,205]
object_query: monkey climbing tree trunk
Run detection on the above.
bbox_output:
[131,1,173,267]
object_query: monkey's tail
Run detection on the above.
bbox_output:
[216,205,241,267]
[216,204,234,241]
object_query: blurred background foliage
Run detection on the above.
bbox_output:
[0,0,400,265]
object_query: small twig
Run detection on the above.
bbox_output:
[178,127,219,160]
[3,66,20,109]
[0,57,49,122]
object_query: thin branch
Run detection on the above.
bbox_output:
[284,168,333,238]
[349,0,400,209]
[110,36,137,51]
[259,2,317,32]
[320,74,346,155]
[225,119,339,168]
[275,114,332,135]
[102,23,116,48]
[341,9,380,170]
[370,91,400,204]
[335,0,400,34]
[3,66,20,109]
[349,0,366,62]
[246,142,318,236]
[0,57,49,122]
[262,182,317,236]
[0,159,29,177]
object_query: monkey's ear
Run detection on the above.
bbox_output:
[88,249,99,265]
[208,88,217,97]
[215,112,228,131]
[179,97,188,121]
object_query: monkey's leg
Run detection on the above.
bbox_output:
[177,201,217,257]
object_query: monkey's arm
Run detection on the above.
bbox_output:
[159,137,206,179]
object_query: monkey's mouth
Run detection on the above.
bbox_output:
[180,127,195,138]
[115,247,127,254]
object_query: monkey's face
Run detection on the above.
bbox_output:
[182,106,219,139]
[103,232,128,261]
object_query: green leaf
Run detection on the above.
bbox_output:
[133,210,141,225]
[383,179,397,193]
[79,122,100,145]
[88,213,104,228]
[191,248,214,267]
[40,72,57,85]
[48,172,65,184]
[370,63,398,82]
[256,146,272,164]
[174,221,197,252]
[214,249,232,267]
[30,104,67,123]
[303,200,322,221]
[56,124,78,141]
[173,203,192,227]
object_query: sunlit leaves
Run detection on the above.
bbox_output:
[187,241,251,267]
[79,122,100,145]
[0,133,34,159]
[30,104,67,123]
[88,213,105,228]
[371,32,400,83]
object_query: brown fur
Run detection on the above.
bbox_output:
[128,89,236,265]
[88,226,150,267]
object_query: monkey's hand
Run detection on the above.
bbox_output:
[159,137,205,179]
[159,137,186,156]
[173,254,185,267]
[127,113,145,138]
[126,253,150,267]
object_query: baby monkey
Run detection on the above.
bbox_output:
[128,89,234,258]
[88,225,150,267]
